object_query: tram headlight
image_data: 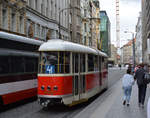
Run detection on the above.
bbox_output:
[53,86,58,91]
[47,86,51,91]
[41,85,45,90]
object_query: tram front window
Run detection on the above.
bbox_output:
[39,52,70,74]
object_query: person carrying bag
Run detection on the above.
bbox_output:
[134,63,148,108]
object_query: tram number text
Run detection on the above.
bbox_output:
[45,65,55,74]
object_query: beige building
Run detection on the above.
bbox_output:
[93,0,100,49]
[81,0,100,49]
[90,1,97,48]
[121,40,135,65]
[0,0,26,35]
[109,44,118,65]
[81,0,91,46]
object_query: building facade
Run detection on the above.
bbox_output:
[0,0,26,36]
[135,12,142,64]
[81,0,91,46]
[81,0,100,49]
[26,0,70,41]
[100,11,111,57]
[93,0,100,49]
[110,44,118,65]
[90,1,97,48]
[70,0,82,44]
[142,0,150,63]
[121,40,133,65]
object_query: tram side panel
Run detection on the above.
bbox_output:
[85,72,100,98]
[38,76,73,96]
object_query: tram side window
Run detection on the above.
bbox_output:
[72,53,79,73]
[11,57,25,73]
[59,52,64,73]
[65,52,70,73]
[39,52,70,74]
[75,53,79,73]
[0,56,11,74]
[102,57,105,69]
[0,56,38,75]
[25,57,37,72]
[99,56,102,71]
[88,54,94,72]
[104,58,108,69]
[59,52,70,73]
[80,54,85,72]
[94,55,98,71]
[40,52,58,74]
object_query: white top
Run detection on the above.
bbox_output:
[39,39,107,57]
[122,74,134,87]
[0,31,43,45]
[147,97,150,118]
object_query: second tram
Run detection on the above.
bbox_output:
[0,31,43,106]
[38,39,108,106]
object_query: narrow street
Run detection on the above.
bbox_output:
[0,67,126,118]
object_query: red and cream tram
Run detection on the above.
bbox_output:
[38,39,108,106]
[0,31,43,106]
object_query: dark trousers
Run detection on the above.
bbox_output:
[138,85,147,105]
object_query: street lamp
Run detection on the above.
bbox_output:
[124,31,136,68]
[59,7,79,39]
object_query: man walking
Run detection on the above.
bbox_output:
[134,63,147,108]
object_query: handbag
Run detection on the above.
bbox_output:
[144,72,150,84]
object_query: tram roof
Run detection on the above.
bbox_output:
[39,39,108,57]
[95,49,108,57]
[0,48,39,57]
[0,31,43,45]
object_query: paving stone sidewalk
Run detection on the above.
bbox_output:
[73,80,150,118]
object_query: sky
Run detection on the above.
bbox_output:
[100,0,141,47]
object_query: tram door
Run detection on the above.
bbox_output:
[72,53,80,101]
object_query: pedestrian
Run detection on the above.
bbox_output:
[134,65,140,73]
[122,68,135,106]
[119,64,121,70]
[134,63,147,108]
[147,96,150,118]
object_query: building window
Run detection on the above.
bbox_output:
[46,0,49,16]
[84,23,87,32]
[84,36,86,45]
[84,9,86,17]
[29,0,32,7]
[41,2,44,14]
[37,24,40,37]
[41,26,45,38]
[35,0,38,10]
[11,13,16,32]
[77,0,80,6]
[19,16,24,33]
[2,8,7,29]
[55,4,57,20]
[77,16,81,25]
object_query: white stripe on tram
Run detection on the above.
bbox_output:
[0,79,37,95]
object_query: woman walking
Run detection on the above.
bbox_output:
[122,69,135,106]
